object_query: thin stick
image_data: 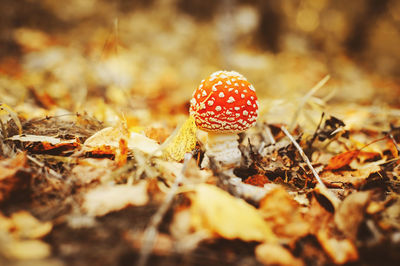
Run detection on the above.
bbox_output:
[280,126,327,190]
[137,153,193,266]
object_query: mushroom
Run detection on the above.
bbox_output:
[190,70,259,166]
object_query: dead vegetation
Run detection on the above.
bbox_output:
[1,0,400,265]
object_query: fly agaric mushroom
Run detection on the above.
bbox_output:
[190,70,259,166]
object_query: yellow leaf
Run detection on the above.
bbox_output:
[190,184,276,242]
[162,116,197,161]
[4,240,51,260]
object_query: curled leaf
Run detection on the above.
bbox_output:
[162,116,197,161]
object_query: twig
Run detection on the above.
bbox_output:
[137,153,193,266]
[289,75,330,131]
[280,126,327,190]
[281,125,341,207]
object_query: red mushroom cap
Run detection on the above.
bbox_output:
[189,70,259,133]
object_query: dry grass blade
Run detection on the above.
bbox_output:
[289,75,330,130]
[137,153,193,266]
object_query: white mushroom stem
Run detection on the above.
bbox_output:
[201,131,242,167]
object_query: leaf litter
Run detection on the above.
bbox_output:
[1,1,400,266]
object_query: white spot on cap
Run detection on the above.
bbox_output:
[197,94,201,99]
[251,96,254,100]
[234,83,239,86]
[190,98,196,105]
[226,80,231,85]
[199,84,203,89]
[215,106,222,111]
[202,90,207,96]
[212,85,217,91]
[228,88,234,92]
[217,81,223,85]
[235,90,239,94]
[208,100,214,106]
[234,107,240,111]
[226,110,232,115]
[241,94,245,99]
[232,78,236,82]
[219,92,225,98]
[243,110,248,116]
[249,85,255,91]
[247,100,252,105]
[244,90,248,93]
[227,96,235,103]
[253,104,256,108]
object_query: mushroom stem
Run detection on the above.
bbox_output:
[202,131,241,167]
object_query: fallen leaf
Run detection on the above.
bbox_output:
[379,196,400,230]
[83,126,160,156]
[334,191,371,240]
[259,187,310,241]
[320,163,381,188]
[71,158,114,184]
[7,134,80,154]
[0,103,22,135]
[0,152,30,202]
[162,116,197,161]
[83,181,149,216]
[189,184,276,242]
[0,211,53,260]
[255,242,303,266]
[324,150,360,170]
[10,211,53,239]
[317,229,358,264]
[2,239,51,260]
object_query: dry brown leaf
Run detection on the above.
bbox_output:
[0,152,29,202]
[83,181,149,216]
[189,184,276,242]
[71,158,114,184]
[334,191,371,240]
[258,187,310,241]
[324,150,360,170]
[7,134,80,153]
[378,196,400,230]
[256,242,304,266]
[320,163,381,188]
[317,229,358,264]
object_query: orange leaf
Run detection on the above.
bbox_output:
[324,150,360,170]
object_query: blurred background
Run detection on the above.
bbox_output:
[0,0,399,127]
